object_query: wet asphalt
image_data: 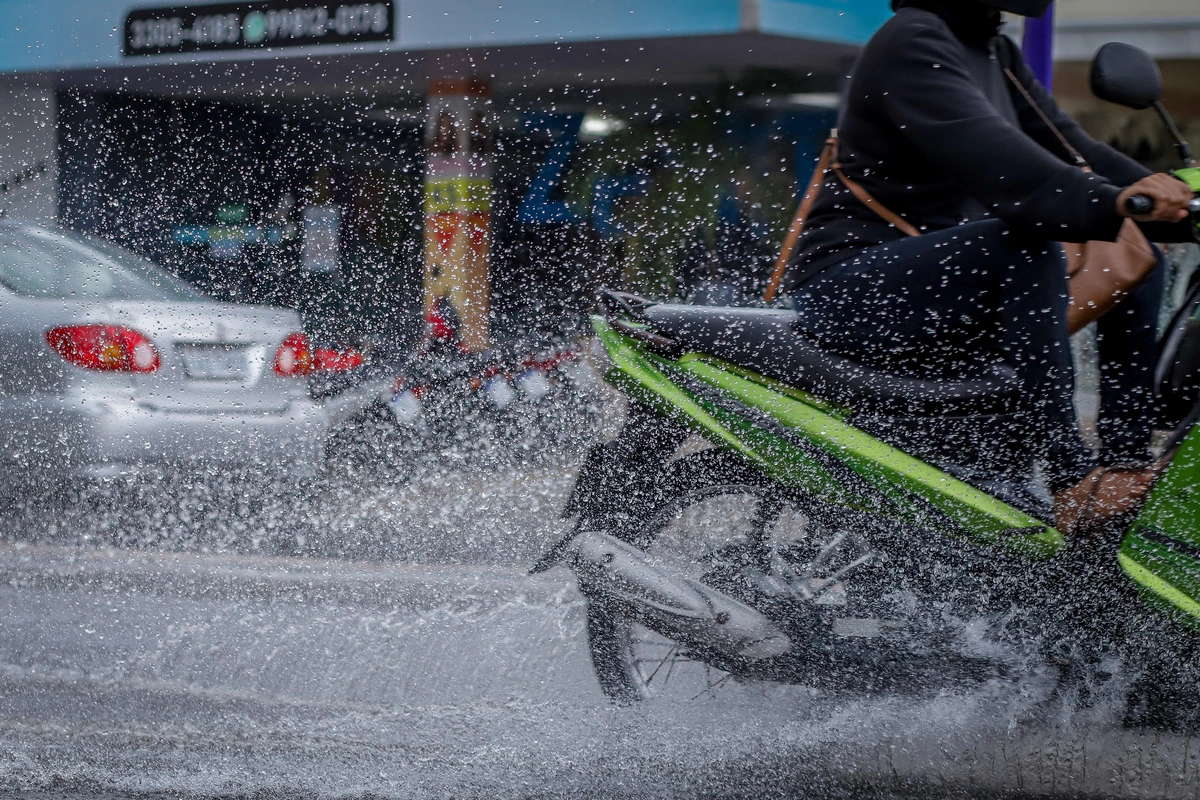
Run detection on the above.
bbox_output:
[1,411,1198,799]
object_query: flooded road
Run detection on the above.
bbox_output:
[2,458,1200,799]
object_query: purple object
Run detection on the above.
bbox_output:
[1021,3,1056,90]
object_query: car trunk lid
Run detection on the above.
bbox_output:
[107,300,308,414]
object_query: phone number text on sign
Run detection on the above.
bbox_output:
[124,1,392,56]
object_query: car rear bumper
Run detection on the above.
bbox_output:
[0,395,328,481]
[321,374,396,429]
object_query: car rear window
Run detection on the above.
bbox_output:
[0,226,200,301]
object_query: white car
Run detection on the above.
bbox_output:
[0,220,347,489]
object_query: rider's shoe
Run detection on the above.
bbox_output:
[1053,463,1163,539]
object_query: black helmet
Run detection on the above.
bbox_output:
[983,0,1053,16]
[893,0,1052,18]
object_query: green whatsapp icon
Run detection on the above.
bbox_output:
[242,11,266,44]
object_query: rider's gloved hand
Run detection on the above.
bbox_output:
[1118,173,1193,223]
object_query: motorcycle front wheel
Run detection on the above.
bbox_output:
[583,446,1016,703]
[584,447,901,703]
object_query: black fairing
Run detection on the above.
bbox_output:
[563,403,688,537]
[1157,281,1200,430]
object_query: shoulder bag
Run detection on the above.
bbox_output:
[765,92,1156,335]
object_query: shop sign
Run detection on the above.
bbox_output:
[124,1,393,57]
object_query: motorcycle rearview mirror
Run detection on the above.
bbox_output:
[1091,42,1195,166]
[1090,42,1161,110]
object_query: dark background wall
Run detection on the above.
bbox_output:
[56,89,427,351]
[53,89,576,353]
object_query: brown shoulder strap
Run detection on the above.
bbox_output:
[763,130,922,303]
[1003,67,1089,169]
[763,131,837,303]
[831,164,921,237]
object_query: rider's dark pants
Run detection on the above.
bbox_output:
[1096,247,1165,465]
[792,218,1162,494]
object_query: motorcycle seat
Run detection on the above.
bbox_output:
[638,302,1020,417]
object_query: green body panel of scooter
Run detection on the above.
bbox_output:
[597,312,1200,627]
[1176,167,1200,193]
[1119,166,1200,621]
[1121,426,1200,628]
[594,316,1065,560]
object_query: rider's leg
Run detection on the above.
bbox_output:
[1094,247,1166,464]
[792,218,1095,494]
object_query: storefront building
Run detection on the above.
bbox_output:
[0,1,1194,353]
[0,1,886,352]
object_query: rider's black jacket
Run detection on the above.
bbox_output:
[787,1,1190,291]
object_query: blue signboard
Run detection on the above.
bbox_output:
[0,0,890,73]
[123,1,394,56]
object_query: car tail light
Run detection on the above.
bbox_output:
[274,332,314,377]
[313,346,364,373]
[46,324,160,373]
[425,300,456,342]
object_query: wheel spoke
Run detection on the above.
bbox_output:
[821,551,876,589]
[630,639,676,649]
[805,530,848,575]
[642,644,681,686]
[661,653,680,687]
[690,671,733,701]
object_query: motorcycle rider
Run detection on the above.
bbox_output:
[784,0,1195,537]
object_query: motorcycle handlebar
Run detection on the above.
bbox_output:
[1123,194,1156,217]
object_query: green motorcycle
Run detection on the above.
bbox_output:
[533,43,1200,715]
